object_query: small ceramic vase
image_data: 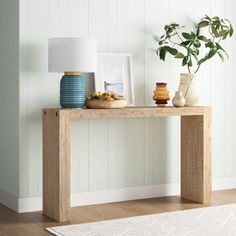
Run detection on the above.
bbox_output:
[153,82,170,107]
[172,91,185,107]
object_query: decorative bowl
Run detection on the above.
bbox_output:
[85,99,127,109]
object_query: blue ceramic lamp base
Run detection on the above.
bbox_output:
[60,72,85,108]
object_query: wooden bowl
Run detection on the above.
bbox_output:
[85,99,127,109]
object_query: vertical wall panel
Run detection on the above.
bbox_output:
[0,0,19,197]
[144,118,167,185]
[210,0,227,178]
[116,0,127,53]
[89,120,108,191]
[37,0,49,196]
[27,0,40,197]
[19,0,29,197]
[89,0,108,52]
[70,120,89,192]
[226,0,236,177]
[68,0,89,37]
[108,119,126,189]
[107,0,118,52]
[126,0,145,106]
[126,118,145,186]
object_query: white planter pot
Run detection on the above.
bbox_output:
[178,73,199,106]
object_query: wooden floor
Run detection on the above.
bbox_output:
[0,189,236,236]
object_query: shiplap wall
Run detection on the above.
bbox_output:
[19,0,236,198]
[0,0,19,197]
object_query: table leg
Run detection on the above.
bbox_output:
[181,110,211,204]
[43,110,70,222]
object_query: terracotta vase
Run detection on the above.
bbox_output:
[153,82,170,107]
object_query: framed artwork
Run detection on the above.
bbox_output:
[95,53,134,105]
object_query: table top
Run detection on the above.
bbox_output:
[43,106,211,119]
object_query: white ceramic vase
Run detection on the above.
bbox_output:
[178,73,199,106]
[172,91,185,107]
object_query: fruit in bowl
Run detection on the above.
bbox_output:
[85,92,127,109]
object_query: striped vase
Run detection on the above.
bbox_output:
[60,74,85,108]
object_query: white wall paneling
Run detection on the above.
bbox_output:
[225,0,236,177]
[0,0,19,197]
[11,0,236,204]
[108,119,126,189]
[210,0,227,179]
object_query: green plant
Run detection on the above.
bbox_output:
[156,15,233,73]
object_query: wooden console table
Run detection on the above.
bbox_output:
[43,106,211,222]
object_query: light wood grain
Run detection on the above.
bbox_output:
[43,110,70,222]
[1,189,236,236]
[44,106,209,120]
[43,106,211,222]
[181,108,211,204]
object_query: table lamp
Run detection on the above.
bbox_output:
[48,38,97,108]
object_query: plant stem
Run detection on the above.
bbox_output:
[168,38,181,46]
[194,64,201,73]
[187,65,191,73]
[174,29,184,42]
[184,74,194,99]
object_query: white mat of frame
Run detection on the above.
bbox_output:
[47,204,236,236]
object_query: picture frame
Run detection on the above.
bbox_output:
[95,53,134,106]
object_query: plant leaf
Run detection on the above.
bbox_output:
[222,31,229,40]
[212,16,220,21]
[205,42,215,48]
[180,40,191,46]
[182,32,192,39]
[198,21,209,28]
[216,43,229,58]
[207,49,217,59]
[188,57,193,67]
[175,52,185,58]
[194,40,201,48]
[163,46,178,56]
[204,15,211,21]
[217,51,224,62]
[211,25,219,37]
[182,56,188,66]
[230,26,234,36]
[159,47,166,61]
[195,48,199,55]
[197,35,210,42]
[198,58,206,65]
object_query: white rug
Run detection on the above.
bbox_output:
[47,204,236,236]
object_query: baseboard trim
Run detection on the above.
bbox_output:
[71,183,180,207]
[212,177,236,190]
[2,177,236,213]
[0,189,18,212]
[18,197,42,213]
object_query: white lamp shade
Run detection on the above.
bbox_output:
[48,38,97,73]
